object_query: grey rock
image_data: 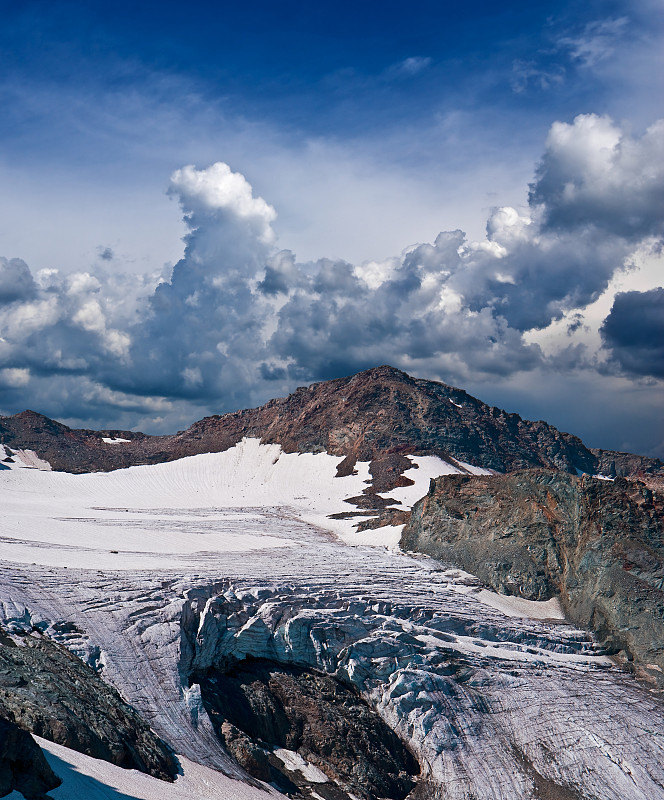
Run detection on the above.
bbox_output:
[401,469,664,687]
[0,628,177,781]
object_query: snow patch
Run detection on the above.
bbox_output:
[3,448,53,470]
[342,524,404,549]
[273,748,329,783]
[4,735,285,800]
[451,459,495,476]
[474,589,566,621]
[378,456,463,511]
[101,436,131,444]
[378,455,493,512]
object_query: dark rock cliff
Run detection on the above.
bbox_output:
[0,627,177,781]
[0,717,61,799]
[401,470,664,688]
[195,658,419,800]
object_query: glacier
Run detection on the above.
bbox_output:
[0,439,663,799]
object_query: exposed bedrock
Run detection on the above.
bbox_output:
[179,581,664,800]
[0,626,177,781]
[195,658,419,799]
[401,470,664,688]
[0,716,61,800]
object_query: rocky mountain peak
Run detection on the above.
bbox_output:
[1,366,662,488]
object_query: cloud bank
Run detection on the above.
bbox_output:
[0,114,662,450]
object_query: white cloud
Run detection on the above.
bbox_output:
[384,56,432,79]
[531,114,664,240]
[558,18,629,68]
[0,117,662,454]
[169,163,276,245]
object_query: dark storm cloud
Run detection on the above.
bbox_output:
[449,211,632,331]
[600,288,664,379]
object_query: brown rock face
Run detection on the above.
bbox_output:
[401,470,664,687]
[0,716,61,799]
[196,658,419,800]
[4,367,660,488]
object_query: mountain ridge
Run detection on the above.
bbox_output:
[2,366,662,489]
[1,365,664,798]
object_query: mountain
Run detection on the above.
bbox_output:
[2,366,662,487]
[1,365,663,799]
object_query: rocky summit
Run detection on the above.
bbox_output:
[0,365,663,799]
[2,366,662,486]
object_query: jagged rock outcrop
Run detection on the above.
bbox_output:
[196,658,419,799]
[401,470,664,687]
[0,717,61,799]
[591,447,664,490]
[0,626,177,780]
[3,367,661,487]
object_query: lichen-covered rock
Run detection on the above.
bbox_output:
[401,470,664,686]
[0,716,61,799]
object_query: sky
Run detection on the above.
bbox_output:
[0,0,662,457]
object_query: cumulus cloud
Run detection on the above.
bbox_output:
[530,114,664,240]
[0,258,37,303]
[600,287,664,378]
[0,116,662,434]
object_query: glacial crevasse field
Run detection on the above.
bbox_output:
[1,439,663,799]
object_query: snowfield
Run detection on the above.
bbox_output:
[4,736,283,800]
[1,439,663,799]
[0,438,377,569]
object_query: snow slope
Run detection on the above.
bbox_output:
[0,438,375,569]
[5,736,282,800]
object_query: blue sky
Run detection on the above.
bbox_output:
[0,0,662,456]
